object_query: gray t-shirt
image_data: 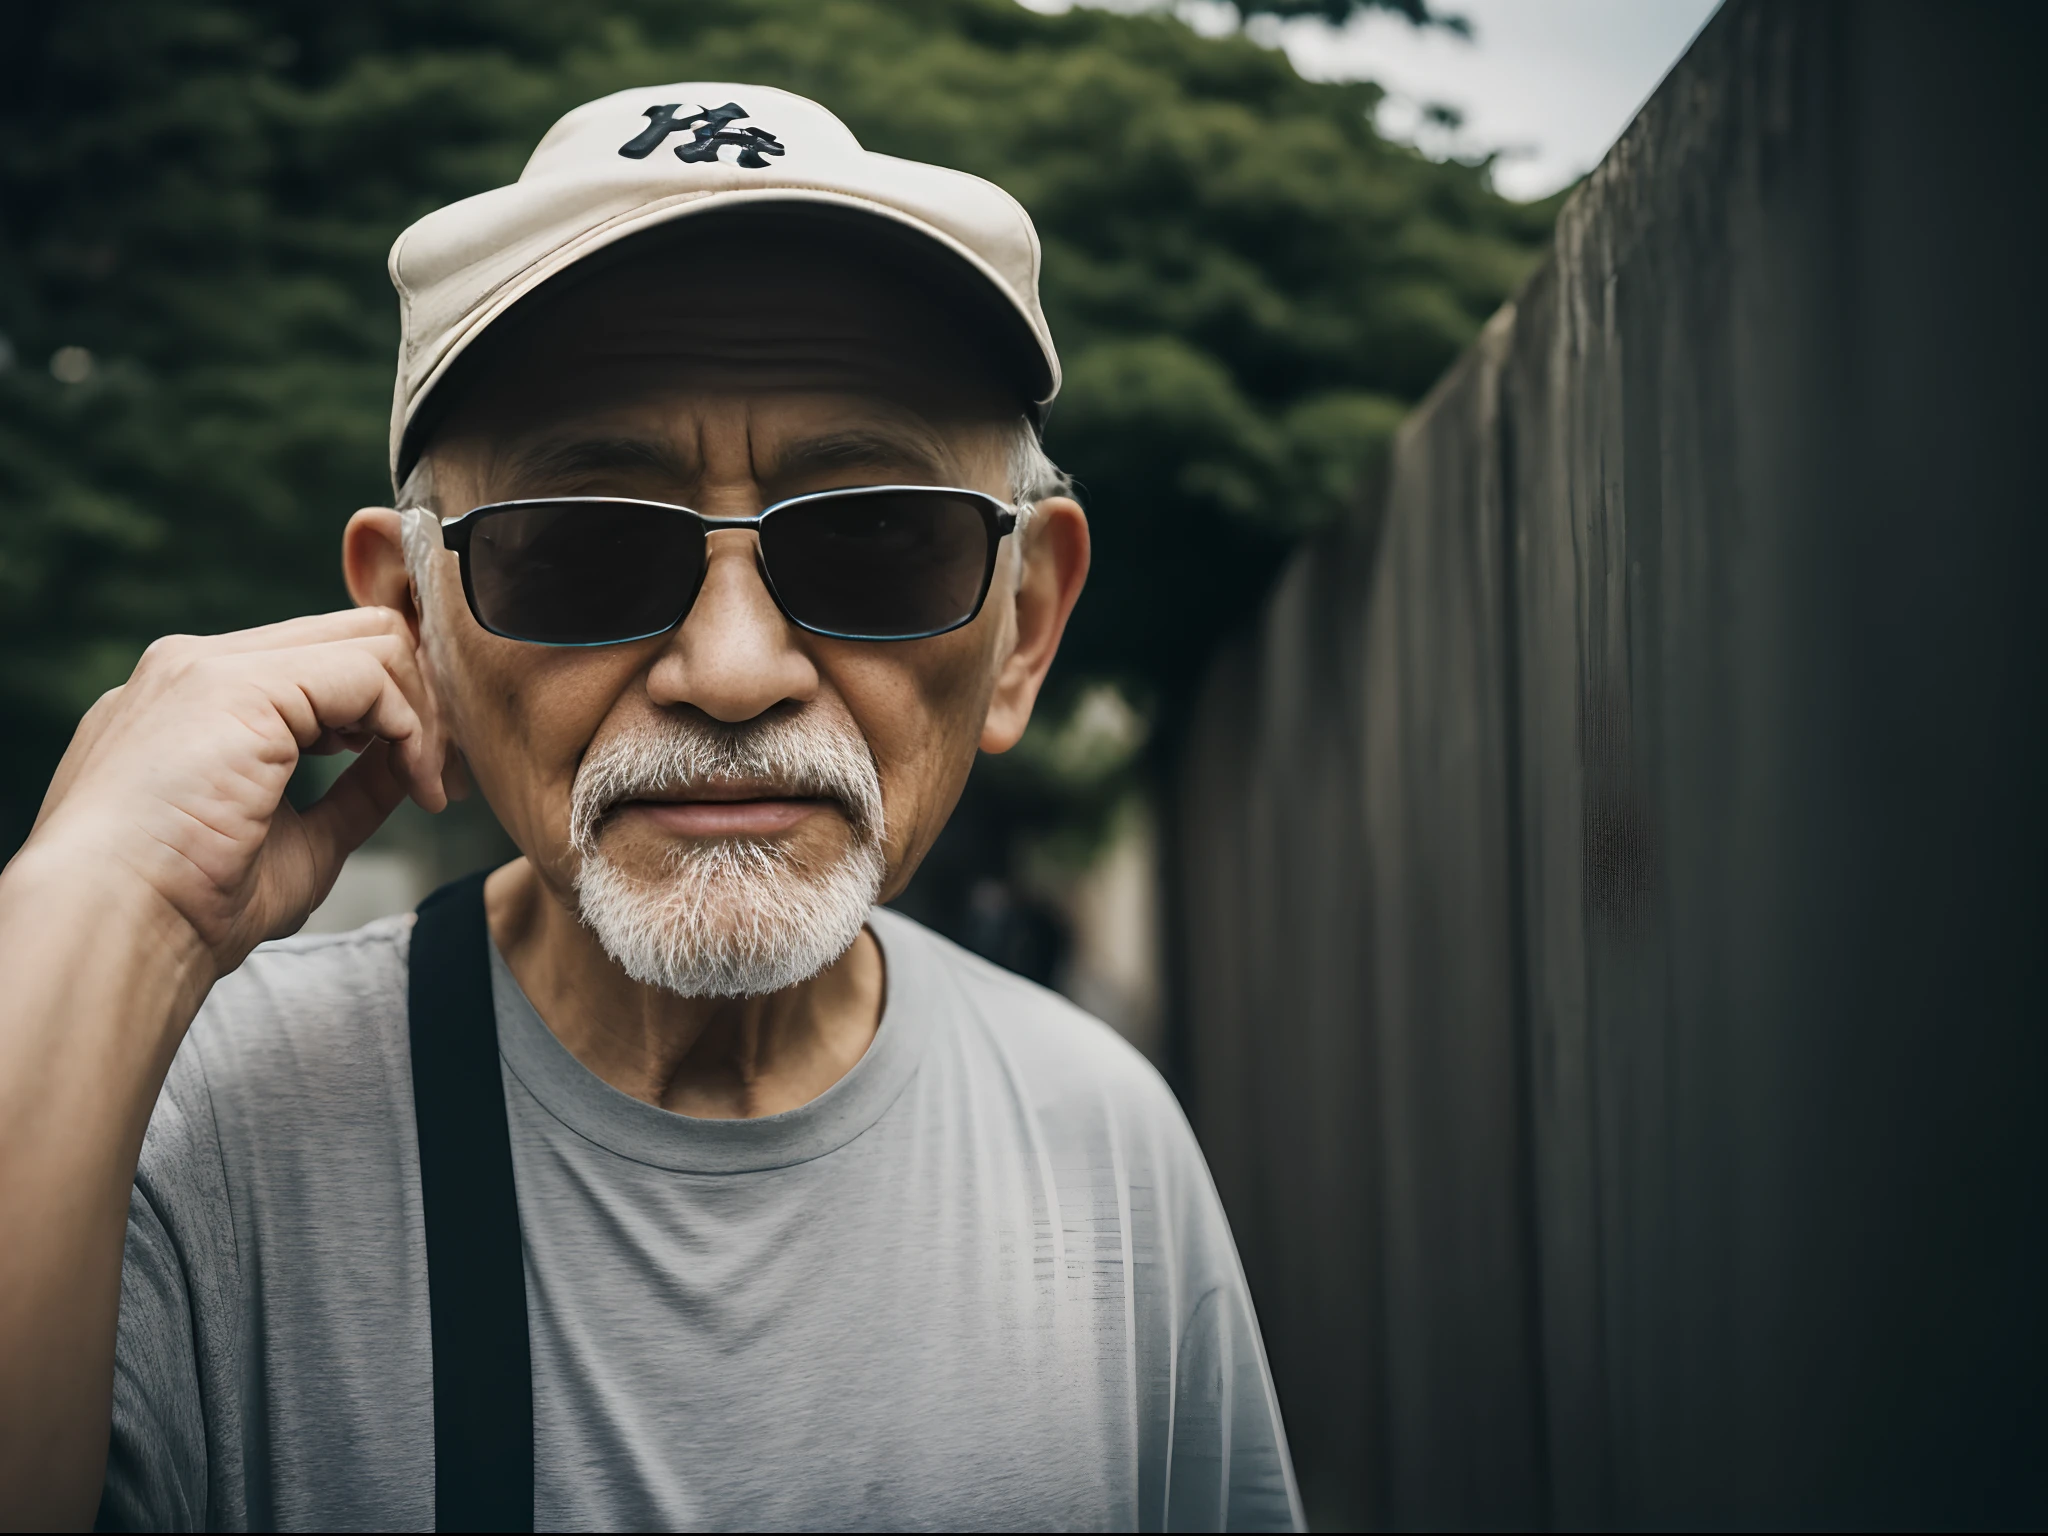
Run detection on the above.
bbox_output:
[99,905,1302,1532]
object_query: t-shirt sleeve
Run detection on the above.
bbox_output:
[98,1182,209,1530]
[96,1044,247,1532]
[1167,1284,1304,1532]
[1123,1063,1305,1533]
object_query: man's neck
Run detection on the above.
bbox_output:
[482,859,883,1118]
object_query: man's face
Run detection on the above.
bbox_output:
[370,242,1082,991]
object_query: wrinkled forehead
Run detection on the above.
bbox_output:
[422,219,1025,484]
[439,392,1001,509]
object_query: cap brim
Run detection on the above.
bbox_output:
[395,190,1055,487]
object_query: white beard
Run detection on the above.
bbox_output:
[567,710,887,998]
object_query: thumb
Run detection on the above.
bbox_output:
[297,740,413,905]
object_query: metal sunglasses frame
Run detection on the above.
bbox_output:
[440,484,1020,646]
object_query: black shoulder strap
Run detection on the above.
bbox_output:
[408,871,534,1533]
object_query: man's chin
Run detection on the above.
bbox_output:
[571,837,885,999]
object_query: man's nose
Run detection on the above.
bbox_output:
[644,529,818,721]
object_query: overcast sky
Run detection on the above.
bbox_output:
[1022,0,1725,200]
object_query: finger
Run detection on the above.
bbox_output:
[36,615,422,828]
[318,656,445,811]
[320,630,444,810]
[161,607,416,660]
[240,639,447,812]
[129,614,445,802]
[243,644,437,807]
[296,739,412,897]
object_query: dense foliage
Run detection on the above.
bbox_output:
[0,0,1559,857]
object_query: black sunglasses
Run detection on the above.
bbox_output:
[439,485,1018,646]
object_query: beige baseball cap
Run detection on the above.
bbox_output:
[386,83,1061,486]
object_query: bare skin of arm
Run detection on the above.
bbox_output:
[0,609,450,1531]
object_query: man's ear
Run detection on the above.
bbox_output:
[343,506,473,802]
[980,496,1090,754]
[343,507,423,641]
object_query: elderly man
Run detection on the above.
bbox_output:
[0,86,1300,1532]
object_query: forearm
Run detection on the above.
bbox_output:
[0,841,215,1532]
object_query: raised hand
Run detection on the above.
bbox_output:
[24,608,451,978]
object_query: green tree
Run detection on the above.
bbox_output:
[0,0,1558,869]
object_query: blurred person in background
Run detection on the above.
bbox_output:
[0,85,1302,1533]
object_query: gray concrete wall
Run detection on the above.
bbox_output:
[1171,2,2047,1526]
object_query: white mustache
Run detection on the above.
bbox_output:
[568,709,886,858]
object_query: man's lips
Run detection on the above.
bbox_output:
[611,787,837,838]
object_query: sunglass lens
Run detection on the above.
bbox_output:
[466,501,703,644]
[762,489,994,638]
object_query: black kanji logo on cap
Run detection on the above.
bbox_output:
[618,102,786,168]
